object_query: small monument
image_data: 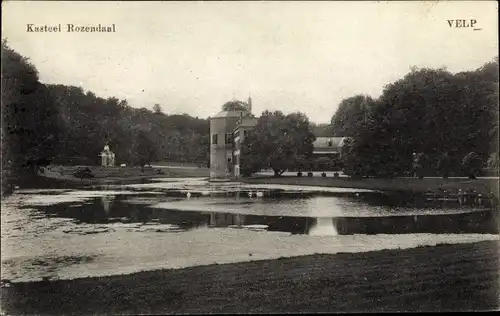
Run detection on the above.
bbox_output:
[100,144,115,167]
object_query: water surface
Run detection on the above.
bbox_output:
[2,177,498,282]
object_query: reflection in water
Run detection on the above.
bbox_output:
[100,195,114,215]
[210,212,245,227]
[309,218,338,236]
[2,183,499,283]
[26,193,499,236]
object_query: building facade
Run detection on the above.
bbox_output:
[209,110,244,180]
[209,97,256,180]
[100,144,115,167]
[233,116,258,178]
[209,98,348,180]
[312,137,347,158]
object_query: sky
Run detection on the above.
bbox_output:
[2,1,498,123]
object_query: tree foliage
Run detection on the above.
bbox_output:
[1,42,210,191]
[310,123,332,137]
[222,100,248,112]
[240,111,316,176]
[462,152,483,179]
[153,104,163,114]
[330,95,375,137]
[47,85,210,166]
[333,59,499,177]
[2,40,61,190]
[132,130,156,166]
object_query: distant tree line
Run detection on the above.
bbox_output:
[2,41,210,191]
[332,59,499,177]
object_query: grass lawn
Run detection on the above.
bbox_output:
[1,241,498,314]
[39,164,209,184]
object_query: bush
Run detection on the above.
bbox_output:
[314,157,334,171]
[462,152,483,179]
[73,167,94,179]
[487,153,499,170]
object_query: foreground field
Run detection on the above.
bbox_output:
[1,241,498,314]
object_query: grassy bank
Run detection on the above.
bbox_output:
[1,241,498,314]
[243,175,499,198]
[39,165,209,185]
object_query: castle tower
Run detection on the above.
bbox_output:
[209,109,245,180]
[247,96,252,114]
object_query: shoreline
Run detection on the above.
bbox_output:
[242,175,499,198]
[1,241,498,313]
[32,165,499,198]
[36,165,209,186]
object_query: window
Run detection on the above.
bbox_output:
[225,133,233,144]
[212,133,218,145]
[244,130,249,137]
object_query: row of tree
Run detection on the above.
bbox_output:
[2,40,210,191]
[3,38,497,190]
[48,82,210,166]
[333,59,499,177]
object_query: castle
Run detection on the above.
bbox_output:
[209,96,257,180]
[209,97,346,181]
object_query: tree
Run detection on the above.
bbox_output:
[132,130,157,166]
[462,152,483,179]
[331,57,499,178]
[330,95,374,137]
[436,153,452,178]
[486,153,499,170]
[222,100,248,112]
[153,104,163,114]
[240,111,315,176]
[310,123,332,137]
[1,40,61,191]
[342,137,367,177]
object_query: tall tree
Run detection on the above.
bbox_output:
[241,111,315,176]
[222,100,248,112]
[153,103,163,114]
[330,95,374,137]
[338,58,499,177]
[132,130,157,166]
[1,40,61,190]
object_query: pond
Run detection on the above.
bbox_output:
[1,177,498,283]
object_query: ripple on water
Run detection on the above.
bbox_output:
[2,179,498,283]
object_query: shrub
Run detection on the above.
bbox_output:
[462,152,483,179]
[73,167,94,179]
